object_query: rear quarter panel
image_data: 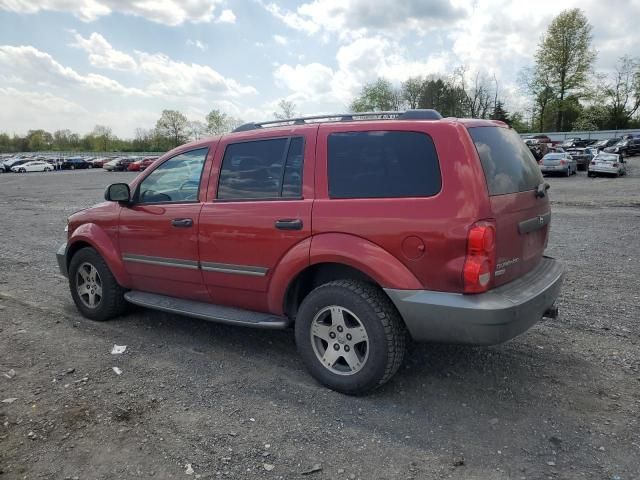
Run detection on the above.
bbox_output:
[313,121,492,292]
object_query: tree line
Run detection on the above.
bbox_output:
[2,8,639,154]
[0,100,297,154]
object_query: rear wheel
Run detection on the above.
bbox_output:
[295,280,406,395]
[69,247,127,321]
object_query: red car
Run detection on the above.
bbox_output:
[56,110,564,394]
[127,157,158,172]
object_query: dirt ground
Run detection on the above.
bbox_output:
[0,159,639,480]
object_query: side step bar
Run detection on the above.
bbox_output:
[124,291,291,329]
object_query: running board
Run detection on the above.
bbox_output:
[124,291,291,329]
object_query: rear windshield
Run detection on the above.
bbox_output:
[469,126,543,196]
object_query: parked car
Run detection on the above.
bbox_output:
[102,158,121,171]
[540,153,577,176]
[523,134,553,145]
[61,157,93,170]
[591,138,621,153]
[563,147,595,171]
[560,138,589,149]
[10,160,53,173]
[1,157,30,172]
[588,153,627,177]
[603,138,640,157]
[117,158,138,171]
[127,156,158,172]
[56,109,564,394]
[88,157,110,168]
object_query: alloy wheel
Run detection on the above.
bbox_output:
[75,262,103,309]
[310,306,369,376]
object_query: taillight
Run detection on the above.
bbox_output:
[559,160,566,165]
[590,161,596,165]
[463,221,496,294]
[613,163,619,167]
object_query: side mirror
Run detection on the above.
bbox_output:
[105,183,131,203]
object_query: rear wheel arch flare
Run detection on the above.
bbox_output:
[284,262,383,319]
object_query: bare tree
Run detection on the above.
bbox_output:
[274,99,297,120]
[604,56,640,128]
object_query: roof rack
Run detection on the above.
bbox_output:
[232,109,442,132]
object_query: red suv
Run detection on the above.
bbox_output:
[56,110,564,394]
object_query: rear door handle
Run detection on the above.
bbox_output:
[171,218,193,228]
[275,219,303,230]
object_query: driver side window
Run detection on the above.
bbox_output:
[137,148,208,204]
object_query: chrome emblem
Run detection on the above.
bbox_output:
[538,216,544,225]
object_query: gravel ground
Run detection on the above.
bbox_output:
[0,161,639,480]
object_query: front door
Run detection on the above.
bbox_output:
[119,146,211,301]
[198,129,316,312]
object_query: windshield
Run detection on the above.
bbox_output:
[543,154,564,160]
[596,154,617,162]
[615,141,628,147]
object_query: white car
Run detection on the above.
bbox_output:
[588,153,627,177]
[11,160,53,173]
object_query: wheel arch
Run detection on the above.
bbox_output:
[67,224,131,288]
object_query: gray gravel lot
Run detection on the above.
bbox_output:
[0,162,639,479]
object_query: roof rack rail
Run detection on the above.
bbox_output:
[232,109,442,133]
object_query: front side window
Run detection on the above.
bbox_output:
[217,137,304,200]
[137,148,208,204]
[327,131,441,199]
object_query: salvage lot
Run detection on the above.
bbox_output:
[1,163,639,479]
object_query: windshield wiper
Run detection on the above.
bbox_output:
[535,182,550,198]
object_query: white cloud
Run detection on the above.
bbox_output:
[273,35,288,46]
[263,0,465,38]
[216,8,236,24]
[135,51,257,98]
[70,31,137,71]
[0,0,223,26]
[0,45,145,96]
[274,36,451,107]
[186,39,208,52]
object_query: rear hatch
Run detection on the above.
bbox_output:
[468,126,550,287]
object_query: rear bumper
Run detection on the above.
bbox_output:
[541,166,568,173]
[385,256,564,345]
[56,242,68,278]
[589,166,618,174]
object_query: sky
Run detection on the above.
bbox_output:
[0,0,639,138]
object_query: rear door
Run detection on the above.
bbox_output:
[468,126,549,286]
[197,128,315,312]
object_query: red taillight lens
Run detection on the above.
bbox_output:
[559,160,566,165]
[463,222,496,294]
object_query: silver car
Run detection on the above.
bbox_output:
[540,153,577,177]
[588,153,627,177]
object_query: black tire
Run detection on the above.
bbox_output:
[295,280,407,395]
[68,247,127,321]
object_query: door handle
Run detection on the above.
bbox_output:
[275,219,303,230]
[171,218,193,228]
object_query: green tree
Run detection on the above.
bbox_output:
[155,109,189,148]
[206,109,228,135]
[350,79,401,112]
[491,101,510,123]
[534,8,596,131]
[26,129,53,151]
[92,125,113,151]
[401,77,423,109]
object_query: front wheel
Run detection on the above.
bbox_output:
[68,247,127,321]
[295,280,406,395]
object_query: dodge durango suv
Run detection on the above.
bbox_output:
[56,109,564,394]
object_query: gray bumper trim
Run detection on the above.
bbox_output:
[385,256,564,345]
[56,242,68,278]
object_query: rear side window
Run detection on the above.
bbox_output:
[327,131,441,199]
[469,127,543,196]
[218,137,304,200]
